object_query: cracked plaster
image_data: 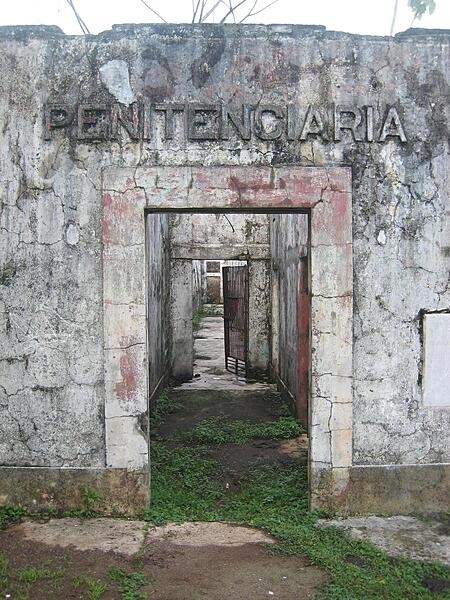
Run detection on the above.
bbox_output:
[0,24,448,512]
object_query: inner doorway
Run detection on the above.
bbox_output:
[147,209,310,429]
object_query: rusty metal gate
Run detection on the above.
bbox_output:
[223,265,248,377]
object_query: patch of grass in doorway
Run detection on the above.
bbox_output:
[182,415,304,445]
[192,304,206,332]
[145,442,223,524]
[150,387,181,430]
[145,437,450,600]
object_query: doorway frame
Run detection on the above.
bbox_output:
[102,165,353,510]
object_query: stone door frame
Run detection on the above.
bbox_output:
[102,166,353,509]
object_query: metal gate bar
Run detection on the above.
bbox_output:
[223,265,248,377]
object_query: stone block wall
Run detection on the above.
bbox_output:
[0,23,448,514]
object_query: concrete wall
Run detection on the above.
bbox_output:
[146,213,171,403]
[192,260,206,313]
[0,23,448,514]
[270,214,309,421]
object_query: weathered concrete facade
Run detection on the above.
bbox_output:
[0,23,448,514]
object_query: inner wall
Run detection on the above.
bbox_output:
[146,211,309,428]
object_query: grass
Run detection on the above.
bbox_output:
[15,565,64,585]
[1,387,449,599]
[192,304,206,332]
[109,567,149,600]
[183,415,304,445]
[73,575,108,599]
[150,386,181,429]
[145,442,224,524]
[145,412,450,600]
[0,555,65,600]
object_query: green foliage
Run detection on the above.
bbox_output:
[144,442,223,523]
[183,415,304,445]
[192,304,206,332]
[65,486,101,518]
[0,553,8,591]
[0,505,26,529]
[82,486,100,515]
[73,575,108,599]
[408,0,436,19]
[109,567,149,600]
[15,565,64,584]
[0,560,64,599]
[150,387,181,430]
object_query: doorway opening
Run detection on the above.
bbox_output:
[193,259,249,383]
[146,209,311,519]
[146,209,310,427]
[102,165,353,512]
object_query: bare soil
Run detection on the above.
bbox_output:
[0,520,326,599]
[155,388,288,438]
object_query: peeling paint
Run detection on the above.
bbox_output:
[99,59,136,106]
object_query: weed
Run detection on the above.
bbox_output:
[150,387,181,430]
[0,505,26,529]
[145,442,223,524]
[73,575,108,599]
[192,305,205,332]
[202,303,224,317]
[183,415,304,445]
[67,487,101,518]
[0,552,9,591]
[15,565,64,584]
[110,567,149,599]
[82,487,100,515]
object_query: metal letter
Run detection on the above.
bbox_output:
[299,106,325,141]
[187,104,220,141]
[333,105,363,141]
[379,106,407,142]
[286,104,297,141]
[44,104,74,140]
[366,106,374,142]
[220,104,251,140]
[77,105,110,140]
[110,103,141,140]
[142,100,152,141]
[253,105,285,140]
[153,103,185,139]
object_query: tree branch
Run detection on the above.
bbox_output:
[65,0,90,34]
[139,0,168,23]
[240,0,279,22]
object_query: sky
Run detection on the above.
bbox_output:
[0,0,449,36]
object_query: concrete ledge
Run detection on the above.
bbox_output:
[311,463,450,515]
[0,467,149,516]
[347,464,450,515]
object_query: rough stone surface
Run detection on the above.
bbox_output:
[318,515,450,565]
[148,521,275,546]
[0,467,149,515]
[17,517,146,555]
[0,23,449,513]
